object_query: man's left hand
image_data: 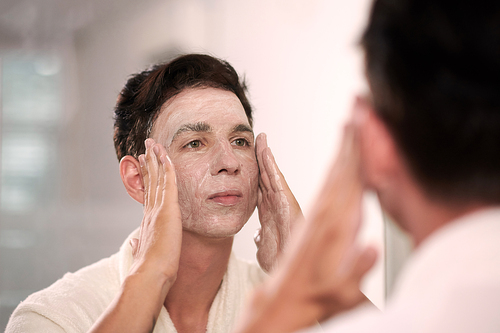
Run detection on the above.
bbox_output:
[255,133,303,273]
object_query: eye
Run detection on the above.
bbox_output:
[185,140,202,148]
[232,138,249,147]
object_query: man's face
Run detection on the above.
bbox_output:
[150,87,258,238]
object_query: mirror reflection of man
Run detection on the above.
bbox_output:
[6,54,302,333]
[233,0,500,332]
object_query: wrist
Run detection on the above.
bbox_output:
[126,261,177,299]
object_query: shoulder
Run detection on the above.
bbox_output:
[6,254,121,333]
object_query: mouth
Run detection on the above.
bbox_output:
[208,190,243,206]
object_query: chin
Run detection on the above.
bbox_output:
[183,215,249,238]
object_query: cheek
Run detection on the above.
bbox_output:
[242,155,259,192]
[172,156,210,201]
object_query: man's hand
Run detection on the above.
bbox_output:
[90,139,182,333]
[255,133,304,273]
[235,99,378,333]
[129,138,182,290]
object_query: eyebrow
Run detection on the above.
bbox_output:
[171,122,254,143]
[172,122,212,142]
[232,124,254,137]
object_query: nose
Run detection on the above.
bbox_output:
[210,141,241,176]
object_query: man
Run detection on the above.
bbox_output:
[6,54,302,332]
[234,0,500,332]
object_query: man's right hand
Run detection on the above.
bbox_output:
[90,138,182,333]
[129,138,182,293]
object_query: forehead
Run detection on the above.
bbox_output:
[151,87,250,144]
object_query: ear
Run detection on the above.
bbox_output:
[119,155,144,204]
[357,99,401,191]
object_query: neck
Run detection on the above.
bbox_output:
[164,230,233,333]
[403,198,485,247]
[382,178,488,247]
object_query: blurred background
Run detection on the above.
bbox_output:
[0,0,412,329]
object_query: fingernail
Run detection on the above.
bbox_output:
[160,154,166,164]
[145,138,153,148]
[138,155,145,167]
[153,145,160,155]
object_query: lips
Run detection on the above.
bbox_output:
[208,190,243,206]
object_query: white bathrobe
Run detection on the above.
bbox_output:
[6,229,266,333]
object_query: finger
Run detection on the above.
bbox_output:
[145,139,159,208]
[154,144,166,208]
[262,147,284,192]
[164,152,177,194]
[256,133,272,191]
[321,101,363,193]
[302,167,364,273]
[337,99,365,173]
[256,186,268,230]
[351,245,378,282]
[311,184,363,250]
[259,162,272,193]
[260,148,276,192]
[162,151,179,207]
[156,143,178,212]
[310,124,363,224]
[138,154,149,207]
[159,152,183,260]
[255,133,268,162]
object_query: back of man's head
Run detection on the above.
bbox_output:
[361,0,500,204]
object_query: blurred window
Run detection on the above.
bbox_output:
[0,52,62,325]
[1,53,61,212]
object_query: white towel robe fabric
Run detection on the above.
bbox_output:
[301,207,500,333]
[6,229,266,333]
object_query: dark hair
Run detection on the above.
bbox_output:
[113,54,253,160]
[361,0,500,204]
